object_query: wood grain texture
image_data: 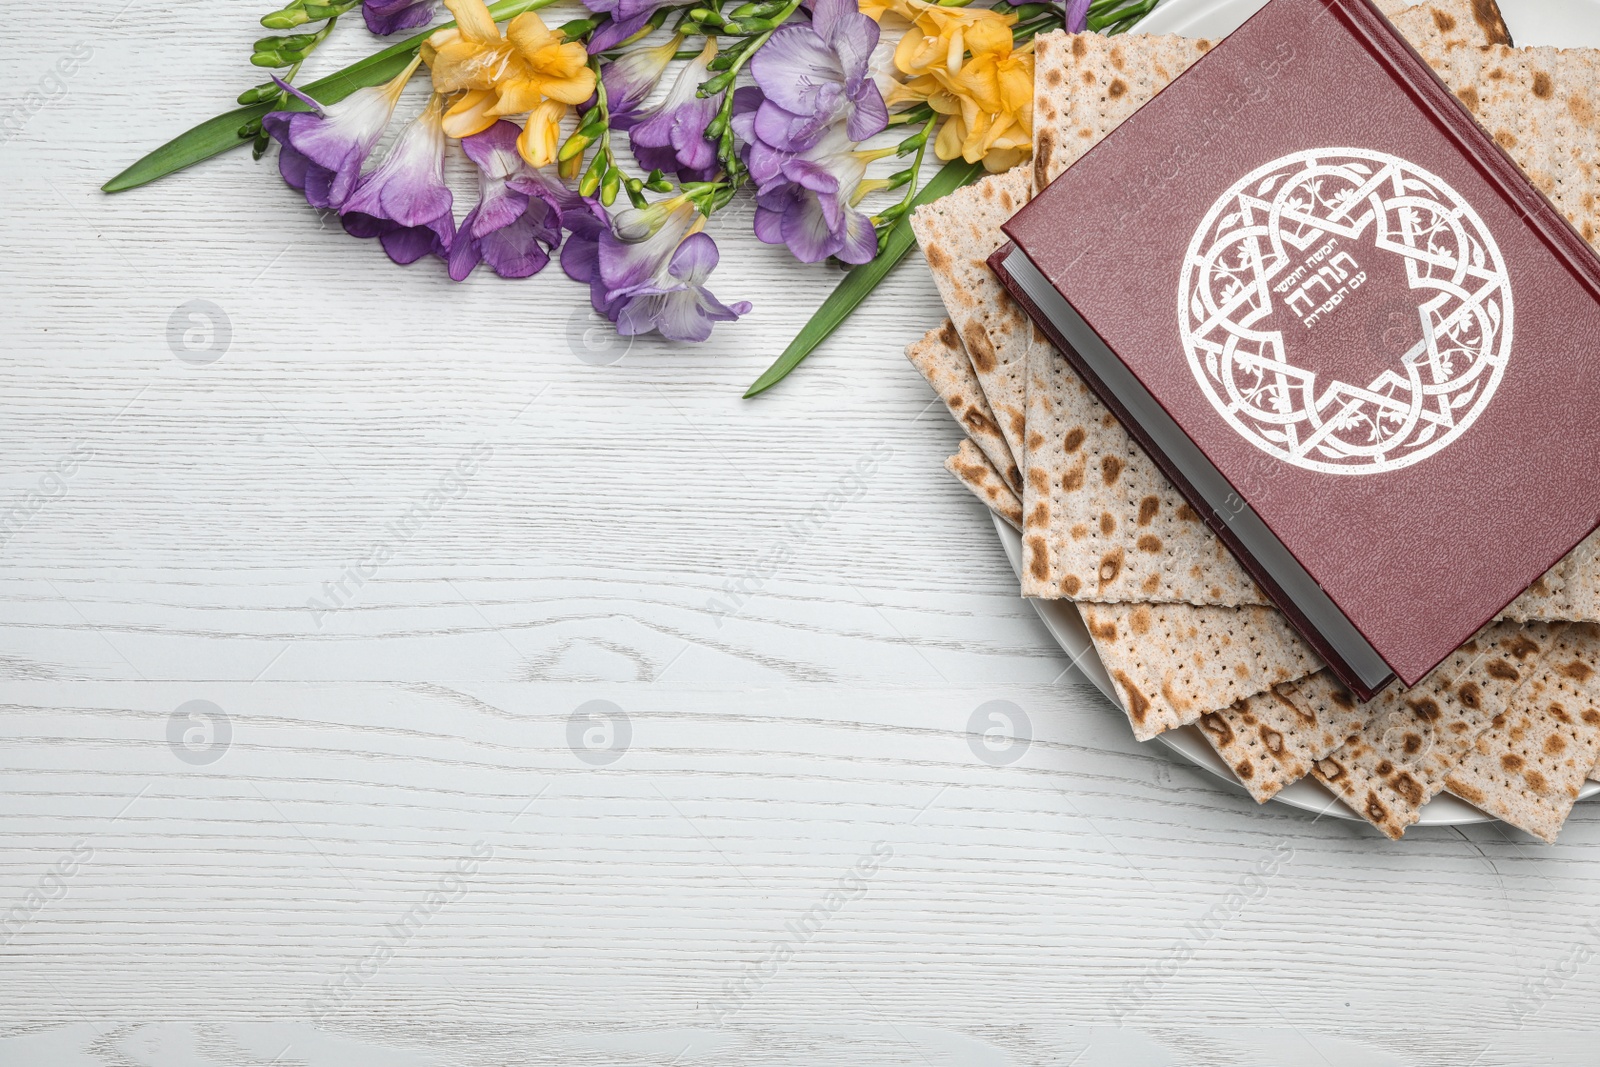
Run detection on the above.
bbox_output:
[2,1,1600,1063]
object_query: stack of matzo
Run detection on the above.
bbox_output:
[908,0,1600,842]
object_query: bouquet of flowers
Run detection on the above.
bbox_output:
[107,0,1162,393]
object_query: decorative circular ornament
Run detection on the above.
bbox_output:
[1176,147,1514,476]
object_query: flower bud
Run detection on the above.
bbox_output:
[261,8,311,29]
[558,131,592,163]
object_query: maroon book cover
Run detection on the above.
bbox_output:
[995,0,1600,696]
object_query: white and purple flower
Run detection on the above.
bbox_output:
[599,33,682,131]
[448,120,570,281]
[1066,0,1091,32]
[340,95,455,265]
[584,0,676,52]
[362,0,438,36]
[628,38,722,183]
[733,88,881,265]
[562,196,751,342]
[746,0,888,151]
[262,55,421,211]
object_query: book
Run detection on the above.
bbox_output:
[992,0,1600,699]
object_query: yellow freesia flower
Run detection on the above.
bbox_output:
[928,44,1033,171]
[423,0,594,138]
[868,0,1035,172]
[516,98,567,167]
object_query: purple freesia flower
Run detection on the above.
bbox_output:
[563,197,751,342]
[584,0,675,52]
[629,38,722,182]
[559,196,624,318]
[732,88,879,265]
[263,55,420,211]
[747,0,888,150]
[600,33,681,131]
[448,120,569,281]
[362,0,437,35]
[1066,0,1091,32]
[341,95,455,265]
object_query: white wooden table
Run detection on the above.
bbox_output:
[4,2,1600,1063]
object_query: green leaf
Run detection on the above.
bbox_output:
[743,157,985,399]
[102,0,556,194]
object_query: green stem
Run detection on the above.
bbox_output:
[104,0,561,193]
[1088,0,1159,32]
[873,112,937,230]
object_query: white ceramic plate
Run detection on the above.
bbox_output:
[1002,0,1600,826]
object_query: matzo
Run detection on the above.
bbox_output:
[911,168,1037,480]
[1444,624,1600,842]
[1198,671,1373,804]
[946,439,1023,531]
[906,320,1020,493]
[1313,622,1560,839]
[1079,601,1320,741]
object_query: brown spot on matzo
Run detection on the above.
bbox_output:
[1526,770,1550,794]
[1236,759,1255,781]
[1045,67,1062,87]
[1090,617,1118,641]
[1062,427,1086,453]
[961,410,1001,439]
[1099,512,1115,536]
[1572,93,1597,128]
[1199,712,1234,747]
[1108,78,1127,99]
[1033,130,1055,191]
[1061,574,1081,596]
[1486,660,1520,681]
[1560,659,1595,682]
[1501,753,1525,772]
[1137,496,1160,526]
[1100,455,1123,485]
[1456,86,1480,111]
[1176,503,1200,523]
[1137,534,1162,553]
[1431,9,1456,32]
[1098,549,1123,586]
[1533,71,1554,99]
[1141,574,1160,594]
[1071,34,1087,57]
[925,243,950,273]
[1130,606,1152,637]
[1495,129,1518,150]
[1026,537,1049,582]
[1393,773,1423,808]
[1062,463,1085,492]
[1471,0,1513,46]
[1456,682,1482,710]
[960,321,996,374]
[1509,636,1541,659]
[1113,670,1151,725]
